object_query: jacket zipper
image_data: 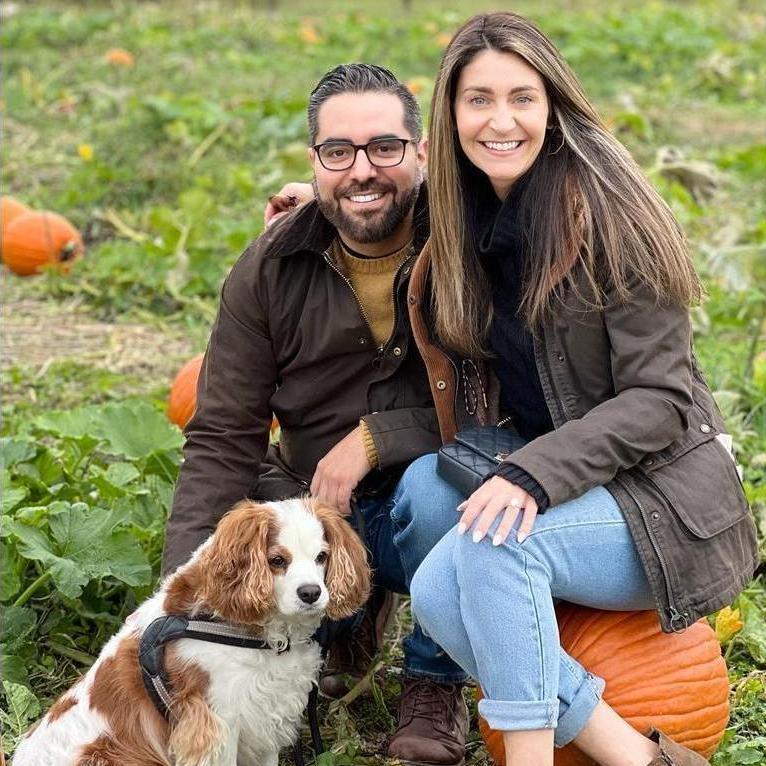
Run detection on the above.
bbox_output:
[619,480,688,632]
[323,251,376,348]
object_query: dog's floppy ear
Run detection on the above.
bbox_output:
[199,500,276,624]
[313,502,371,620]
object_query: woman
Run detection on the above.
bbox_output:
[404,11,758,766]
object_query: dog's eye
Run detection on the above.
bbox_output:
[269,555,287,568]
[315,551,328,565]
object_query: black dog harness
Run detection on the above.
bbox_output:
[138,614,290,720]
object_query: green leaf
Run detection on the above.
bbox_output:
[1,606,37,653]
[33,407,103,441]
[0,438,37,468]
[47,502,152,589]
[6,503,151,597]
[92,402,184,459]
[2,482,29,513]
[0,655,29,688]
[105,462,141,486]
[0,680,40,751]
[0,541,21,601]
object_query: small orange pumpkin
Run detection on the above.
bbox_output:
[167,354,280,437]
[167,354,205,429]
[1,196,32,232]
[2,211,84,276]
[105,48,135,67]
[479,605,729,765]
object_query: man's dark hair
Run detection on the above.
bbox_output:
[307,63,422,145]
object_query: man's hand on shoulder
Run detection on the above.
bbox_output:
[264,182,315,227]
[310,426,372,515]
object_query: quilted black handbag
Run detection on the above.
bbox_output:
[437,426,527,497]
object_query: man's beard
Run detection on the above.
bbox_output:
[313,176,420,244]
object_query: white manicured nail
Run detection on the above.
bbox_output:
[472,529,485,543]
[457,522,467,535]
[492,533,503,546]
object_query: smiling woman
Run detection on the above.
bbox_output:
[404,9,758,766]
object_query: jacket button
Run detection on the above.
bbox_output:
[700,423,712,433]
[436,380,447,390]
[408,295,417,305]
[557,353,565,362]
[359,337,367,345]
[643,457,655,466]
[651,511,660,521]
[393,347,402,356]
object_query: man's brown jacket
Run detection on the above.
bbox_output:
[162,186,438,574]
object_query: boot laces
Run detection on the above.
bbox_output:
[402,679,459,729]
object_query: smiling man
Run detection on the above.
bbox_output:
[162,65,469,766]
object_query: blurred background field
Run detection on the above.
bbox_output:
[1,1,765,763]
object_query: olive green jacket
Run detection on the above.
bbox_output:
[409,243,759,632]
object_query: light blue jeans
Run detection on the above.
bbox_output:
[407,454,655,746]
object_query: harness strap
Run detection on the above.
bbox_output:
[138,615,290,720]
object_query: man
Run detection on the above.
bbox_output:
[162,64,468,766]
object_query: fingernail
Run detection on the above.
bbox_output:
[492,533,503,546]
[510,498,522,508]
[456,501,467,512]
[472,529,485,543]
[457,522,467,535]
[517,531,527,543]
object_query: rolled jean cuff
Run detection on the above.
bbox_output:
[478,698,559,731]
[554,673,606,748]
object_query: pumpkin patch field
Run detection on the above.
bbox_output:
[2,1,765,763]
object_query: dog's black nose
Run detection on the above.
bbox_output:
[297,585,321,604]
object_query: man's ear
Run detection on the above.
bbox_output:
[417,138,428,166]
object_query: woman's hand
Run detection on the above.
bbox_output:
[264,182,315,226]
[458,475,539,545]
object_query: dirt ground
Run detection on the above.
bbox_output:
[2,276,195,383]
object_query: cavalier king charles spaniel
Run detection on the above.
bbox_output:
[14,498,370,766]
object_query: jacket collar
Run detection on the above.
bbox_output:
[263,181,430,259]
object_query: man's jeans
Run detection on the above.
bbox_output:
[350,455,468,684]
[407,455,656,746]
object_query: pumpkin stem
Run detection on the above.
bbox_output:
[60,240,79,262]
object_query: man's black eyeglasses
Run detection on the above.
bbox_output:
[312,138,416,171]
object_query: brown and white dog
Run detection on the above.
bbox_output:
[14,498,370,766]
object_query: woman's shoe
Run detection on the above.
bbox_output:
[646,729,709,765]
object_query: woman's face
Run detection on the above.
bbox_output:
[454,48,549,199]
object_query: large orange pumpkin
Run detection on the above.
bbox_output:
[479,605,729,765]
[1,196,32,232]
[167,354,280,437]
[2,211,84,276]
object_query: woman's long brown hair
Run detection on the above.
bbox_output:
[427,12,702,357]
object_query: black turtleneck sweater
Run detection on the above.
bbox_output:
[467,168,554,509]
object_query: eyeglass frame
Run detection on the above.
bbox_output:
[311,137,418,171]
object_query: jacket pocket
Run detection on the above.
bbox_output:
[640,414,749,539]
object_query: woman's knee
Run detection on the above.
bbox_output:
[390,453,463,539]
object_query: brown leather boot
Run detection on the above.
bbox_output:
[387,677,468,766]
[319,587,395,699]
[646,729,709,765]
